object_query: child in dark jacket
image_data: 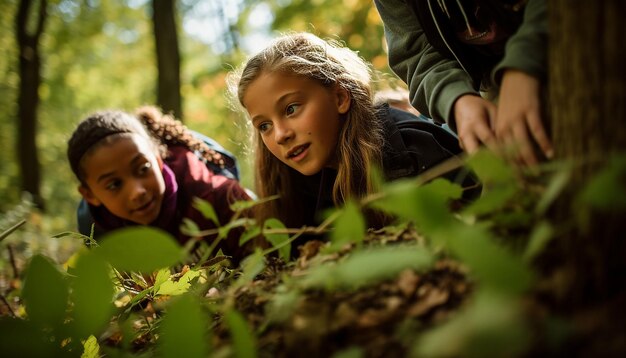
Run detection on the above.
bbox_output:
[374,0,552,166]
[227,32,479,254]
[67,106,252,263]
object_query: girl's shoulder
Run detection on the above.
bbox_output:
[377,104,463,179]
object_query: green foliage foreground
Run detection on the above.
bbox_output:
[1,151,625,357]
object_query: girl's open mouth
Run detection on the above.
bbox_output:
[287,143,310,162]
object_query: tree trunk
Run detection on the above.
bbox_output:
[152,0,182,120]
[549,0,626,309]
[15,0,47,210]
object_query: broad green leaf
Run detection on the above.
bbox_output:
[329,200,365,252]
[239,225,261,246]
[158,294,210,358]
[219,218,255,239]
[81,335,100,358]
[579,155,626,210]
[523,221,554,262]
[332,347,364,358]
[234,250,265,289]
[536,169,571,215]
[463,185,517,216]
[467,150,515,184]
[152,268,172,293]
[71,252,114,338]
[439,225,533,295]
[193,197,219,225]
[95,227,183,272]
[266,287,301,324]
[0,317,61,357]
[225,309,257,358]
[372,178,456,235]
[180,218,201,237]
[21,254,69,327]
[263,218,291,261]
[415,290,530,358]
[156,269,202,296]
[301,245,433,290]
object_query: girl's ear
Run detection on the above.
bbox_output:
[335,85,351,114]
[78,185,102,206]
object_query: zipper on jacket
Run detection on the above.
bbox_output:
[427,0,471,76]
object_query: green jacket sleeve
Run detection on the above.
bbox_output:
[374,0,477,128]
[492,0,547,85]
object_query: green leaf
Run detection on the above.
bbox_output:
[439,225,534,295]
[158,294,210,358]
[180,218,201,237]
[523,221,554,262]
[536,169,571,215]
[234,250,265,289]
[225,309,257,358]
[463,185,517,216]
[219,217,255,239]
[94,227,183,272]
[0,318,61,356]
[152,268,172,293]
[71,252,114,338]
[579,155,626,210]
[263,218,291,261]
[329,200,365,252]
[239,225,261,246]
[332,347,365,358]
[301,245,433,290]
[415,290,530,358]
[266,288,301,324]
[21,255,69,327]
[372,178,456,235]
[229,194,280,211]
[192,197,219,225]
[156,269,202,296]
[467,150,515,184]
[81,335,100,358]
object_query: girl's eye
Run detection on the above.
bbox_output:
[106,180,121,191]
[258,122,272,133]
[285,103,300,116]
[138,162,152,175]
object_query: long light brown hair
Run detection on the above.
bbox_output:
[227,32,383,226]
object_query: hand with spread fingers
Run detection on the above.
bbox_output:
[453,94,498,154]
[495,69,553,166]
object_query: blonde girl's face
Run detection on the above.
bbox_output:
[243,71,351,176]
[78,134,166,225]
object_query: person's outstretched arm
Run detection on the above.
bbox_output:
[493,0,552,165]
[374,0,496,153]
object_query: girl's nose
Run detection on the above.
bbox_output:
[129,180,147,202]
[274,122,294,145]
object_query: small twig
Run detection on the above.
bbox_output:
[0,219,26,242]
[1,294,16,317]
[7,244,18,279]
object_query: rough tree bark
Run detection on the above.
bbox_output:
[549,0,626,309]
[15,0,47,210]
[152,0,182,120]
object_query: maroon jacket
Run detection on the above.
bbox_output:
[80,146,252,262]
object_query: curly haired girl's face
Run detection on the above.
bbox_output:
[78,134,166,225]
[243,71,351,176]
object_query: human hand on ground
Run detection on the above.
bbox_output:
[453,94,498,153]
[495,69,553,166]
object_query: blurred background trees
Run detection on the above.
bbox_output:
[0,0,392,261]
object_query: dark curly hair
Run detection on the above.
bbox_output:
[67,106,226,184]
